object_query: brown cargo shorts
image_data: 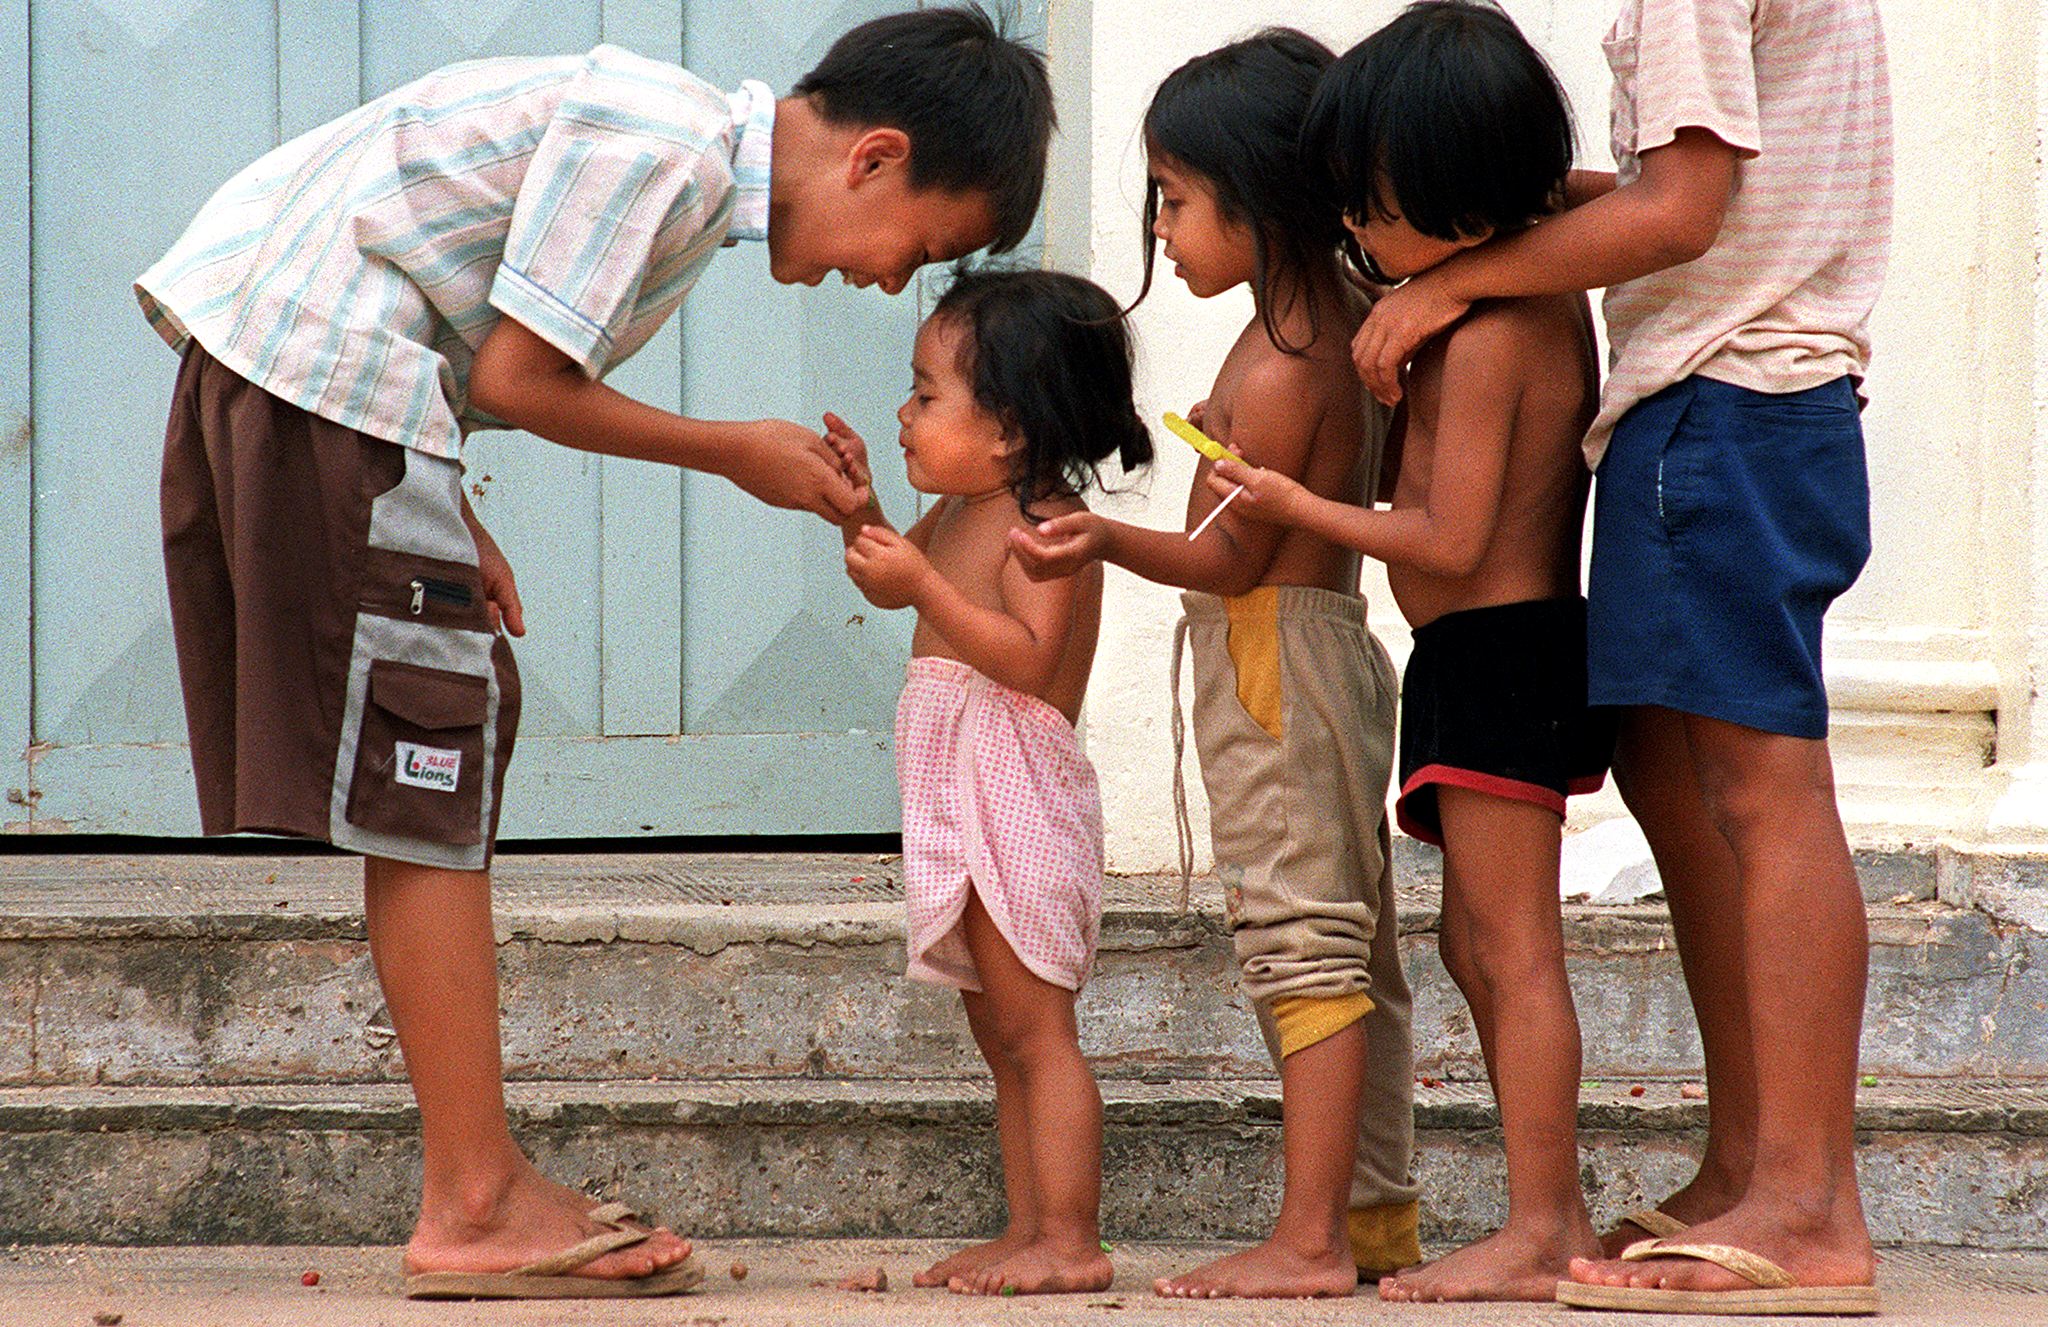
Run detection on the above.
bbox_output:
[159,344,520,869]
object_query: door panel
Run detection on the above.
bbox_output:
[14,0,1039,837]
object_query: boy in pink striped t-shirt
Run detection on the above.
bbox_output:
[1350,0,1889,1315]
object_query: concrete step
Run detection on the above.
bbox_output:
[2,849,2043,1086]
[1,1077,2042,1250]
[9,1241,2047,1327]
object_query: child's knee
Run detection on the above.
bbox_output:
[964,1015,1011,1068]
[1436,918,1479,992]
[980,1004,1077,1072]
[1442,903,1560,995]
[1236,909,1377,999]
[1695,755,1834,850]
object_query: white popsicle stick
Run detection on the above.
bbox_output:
[1188,483,1244,542]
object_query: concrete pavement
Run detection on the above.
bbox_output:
[2,1242,2044,1327]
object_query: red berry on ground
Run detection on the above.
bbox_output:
[302,1271,320,1287]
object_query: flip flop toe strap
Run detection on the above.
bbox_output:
[1619,1208,1689,1240]
[586,1200,642,1227]
[514,1223,650,1278]
[1619,1239,1796,1290]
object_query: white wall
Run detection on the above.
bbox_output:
[1055,0,2045,869]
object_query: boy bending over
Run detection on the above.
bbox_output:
[137,6,1051,1300]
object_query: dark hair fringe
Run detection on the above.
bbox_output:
[1303,1,1574,247]
[794,4,1055,255]
[1132,29,1347,354]
[930,266,1153,518]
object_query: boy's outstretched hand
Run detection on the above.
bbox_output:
[1009,512,1109,581]
[1351,270,1469,405]
[845,524,930,609]
[1209,455,1309,527]
[727,418,869,520]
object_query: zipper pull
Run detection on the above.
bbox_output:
[408,579,425,615]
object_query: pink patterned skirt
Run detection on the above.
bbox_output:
[896,657,1104,993]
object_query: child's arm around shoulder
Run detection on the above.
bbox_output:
[1216,307,1524,579]
[1353,129,1740,404]
[1010,356,1322,596]
[1563,170,1618,208]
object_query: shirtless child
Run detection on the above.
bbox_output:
[1211,4,1616,1303]
[835,269,1151,1296]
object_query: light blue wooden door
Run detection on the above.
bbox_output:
[4,0,1030,837]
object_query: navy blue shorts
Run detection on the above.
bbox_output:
[1587,374,1870,739]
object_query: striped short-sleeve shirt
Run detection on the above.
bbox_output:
[1587,0,1892,467]
[136,46,775,459]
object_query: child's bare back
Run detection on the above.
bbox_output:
[1385,292,1598,628]
[913,490,1102,724]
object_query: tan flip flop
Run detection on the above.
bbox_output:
[405,1200,706,1300]
[1614,1208,1689,1241]
[1555,1238,1878,1316]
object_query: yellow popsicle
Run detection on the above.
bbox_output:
[1162,411,1231,464]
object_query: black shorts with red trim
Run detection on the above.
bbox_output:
[1396,597,1618,847]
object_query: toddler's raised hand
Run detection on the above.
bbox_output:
[844,524,929,610]
[821,411,873,490]
[1009,512,1109,581]
[1210,455,1308,527]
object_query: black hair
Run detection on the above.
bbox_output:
[1135,29,1347,354]
[930,268,1153,515]
[793,4,1054,255]
[1304,0,1573,256]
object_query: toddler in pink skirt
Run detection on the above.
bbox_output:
[831,268,1151,1297]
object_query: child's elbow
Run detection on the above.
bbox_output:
[1007,655,1063,698]
[1657,227,1715,268]
[1653,201,1724,266]
[467,332,569,431]
[1427,538,1490,580]
[1191,539,1267,598]
[1206,564,1266,599]
[467,346,516,424]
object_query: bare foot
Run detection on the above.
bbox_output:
[950,1239,1113,1296]
[914,1230,1035,1288]
[1153,1237,1357,1300]
[1379,1224,1599,1303]
[404,1167,692,1282]
[1569,1198,1875,1295]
